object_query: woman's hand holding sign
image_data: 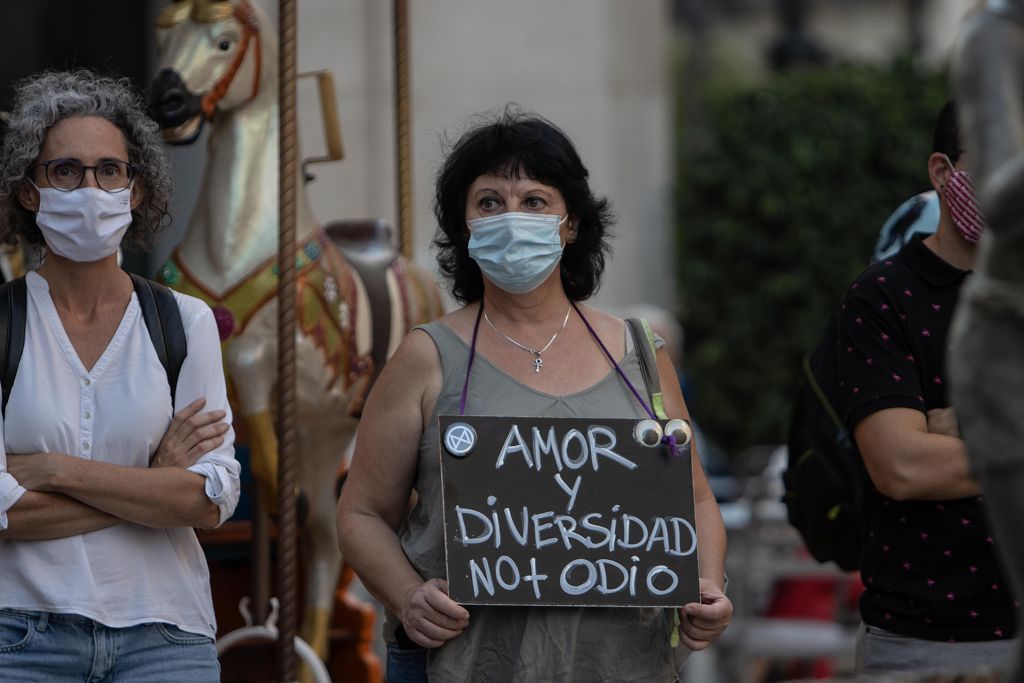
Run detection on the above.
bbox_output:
[399,578,471,648]
[678,578,732,651]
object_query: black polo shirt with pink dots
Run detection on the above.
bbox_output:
[838,234,1016,642]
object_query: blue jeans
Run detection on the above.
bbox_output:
[0,609,219,682]
[386,641,428,683]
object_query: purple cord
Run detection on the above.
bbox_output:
[570,301,657,420]
[459,302,484,416]
[459,299,680,456]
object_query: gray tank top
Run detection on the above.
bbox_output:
[388,321,675,682]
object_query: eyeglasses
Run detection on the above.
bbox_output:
[36,158,138,193]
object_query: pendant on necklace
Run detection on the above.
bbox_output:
[533,356,543,373]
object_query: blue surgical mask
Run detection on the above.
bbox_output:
[467,212,568,294]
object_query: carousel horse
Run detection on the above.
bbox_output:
[148,0,442,661]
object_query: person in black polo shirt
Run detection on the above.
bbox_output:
[839,100,1018,676]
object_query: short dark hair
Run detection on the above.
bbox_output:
[932,99,961,165]
[433,108,613,304]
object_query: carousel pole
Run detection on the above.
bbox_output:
[276,0,299,680]
[394,0,413,259]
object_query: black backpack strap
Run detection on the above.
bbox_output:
[130,274,187,409]
[626,317,667,419]
[0,277,27,420]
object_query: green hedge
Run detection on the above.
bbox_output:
[676,61,948,454]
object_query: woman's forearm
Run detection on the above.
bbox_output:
[694,493,727,590]
[53,456,219,529]
[338,509,428,616]
[0,490,118,540]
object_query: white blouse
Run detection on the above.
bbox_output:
[0,271,240,638]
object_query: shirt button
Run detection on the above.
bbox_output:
[84,411,92,420]
[83,441,91,451]
[84,378,91,386]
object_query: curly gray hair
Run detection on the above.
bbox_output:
[0,70,173,250]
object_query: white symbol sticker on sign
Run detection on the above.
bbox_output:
[444,422,477,457]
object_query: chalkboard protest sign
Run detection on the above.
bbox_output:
[439,415,699,607]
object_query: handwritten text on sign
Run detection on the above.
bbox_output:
[439,415,698,607]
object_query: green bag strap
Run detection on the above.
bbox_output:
[627,317,687,648]
[626,317,667,420]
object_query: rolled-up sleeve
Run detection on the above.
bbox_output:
[0,387,28,530]
[174,296,241,527]
[0,476,27,531]
[187,459,239,527]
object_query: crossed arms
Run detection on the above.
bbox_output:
[1,398,231,539]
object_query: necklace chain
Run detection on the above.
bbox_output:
[483,306,572,372]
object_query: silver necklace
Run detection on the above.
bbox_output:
[483,306,572,373]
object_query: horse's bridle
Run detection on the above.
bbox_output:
[200,0,262,118]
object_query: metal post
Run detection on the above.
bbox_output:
[276,0,299,680]
[394,0,414,259]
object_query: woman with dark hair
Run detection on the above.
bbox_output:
[0,70,238,681]
[337,110,731,681]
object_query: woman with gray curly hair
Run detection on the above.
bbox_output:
[0,70,239,681]
[0,73,173,254]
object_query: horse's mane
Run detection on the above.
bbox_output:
[157,0,236,28]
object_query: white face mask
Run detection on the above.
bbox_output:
[31,184,133,262]
[467,212,568,294]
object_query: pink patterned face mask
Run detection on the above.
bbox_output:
[943,158,985,244]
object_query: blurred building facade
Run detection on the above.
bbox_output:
[677,0,977,74]
[0,0,980,310]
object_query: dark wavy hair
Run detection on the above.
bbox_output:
[433,108,613,304]
[0,70,173,252]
